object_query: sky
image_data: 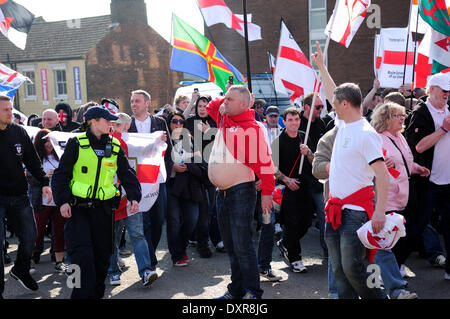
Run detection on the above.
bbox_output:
[14,0,204,42]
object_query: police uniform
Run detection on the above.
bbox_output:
[51,108,141,299]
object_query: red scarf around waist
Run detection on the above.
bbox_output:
[325,186,375,231]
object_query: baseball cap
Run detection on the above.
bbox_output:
[265,106,279,116]
[426,73,450,91]
[112,112,132,125]
[84,106,119,121]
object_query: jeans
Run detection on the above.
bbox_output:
[374,249,405,298]
[312,191,327,252]
[217,181,263,299]
[143,183,166,269]
[166,193,199,263]
[196,185,221,248]
[325,209,386,299]
[429,183,450,274]
[328,259,338,298]
[257,195,275,272]
[421,224,444,264]
[109,212,152,278]
[0,194,37,295]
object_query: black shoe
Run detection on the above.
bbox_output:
[197,246,213,258]
[10,267,38,291]
[32,252,41,264]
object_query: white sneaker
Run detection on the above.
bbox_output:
[400,264,408,278]
[109,274,121,286]
[142,269,158,286]
[291,260,307,273]
[395,289,418,299]
[444,273,450,280]
[215,241,225,252]
[29,260,36,275]
[274,223,282,235]
[432,255,446,268]
[118,257,126,269]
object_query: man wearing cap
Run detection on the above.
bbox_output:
[263,106,282,146]
[405,72,450,280]
[51,106,142,299]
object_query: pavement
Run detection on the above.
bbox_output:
[2,224,450,300]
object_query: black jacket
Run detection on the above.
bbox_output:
[0,123,49,196]
[51,129,142,206]
[129,114,173,175]
[55,102,80,132]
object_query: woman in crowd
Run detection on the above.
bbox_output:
[29,129,66,272]
[370,102,430,299]
[185,96,224,257]
[166,111,206,266]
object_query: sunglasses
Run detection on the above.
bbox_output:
[171,119,185,125]
[392,114,406,119]
[315,105,324,110]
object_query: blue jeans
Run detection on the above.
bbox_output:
[166,193,199,263]
[143,183,166,269]
[374,249,405,298]
[257,201,275,272]
[328,259,338,298]
[422,224,444,264]
[109,212,152,278]
[0,194,37,295]
[312,191,327,252]
[325,209,386,299]
[217,181,263,299]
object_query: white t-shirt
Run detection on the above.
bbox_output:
[426,100,450,185]
[329,118,383,211]
[135,115,151,133]
[42,155,59,206]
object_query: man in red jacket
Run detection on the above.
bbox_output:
[207,85,275,299]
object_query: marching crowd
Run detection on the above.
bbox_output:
[1,44,450,300]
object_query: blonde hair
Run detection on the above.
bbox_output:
[370,102,406,133]
[174,95,189,106]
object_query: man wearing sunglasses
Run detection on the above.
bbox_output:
[405,72,450,281]
[299,93,328,259]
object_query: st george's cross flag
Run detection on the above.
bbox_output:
[30,129,167,222]
[0,62,30,99]
[170,14,246,92]
[273,20,323,105]
[325,0,371,48]
[0,0,35,50]
[196,0,261,41]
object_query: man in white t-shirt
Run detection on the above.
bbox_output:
[405,73,450,280]
[312,42,389,299]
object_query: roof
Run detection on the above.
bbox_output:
[0,15,114,63]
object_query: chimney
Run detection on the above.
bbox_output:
[110,0,148,25]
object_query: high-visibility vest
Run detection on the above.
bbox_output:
[70,133,121,200]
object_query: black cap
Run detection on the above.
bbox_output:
[84,106,119,121]
[265,106,279,116]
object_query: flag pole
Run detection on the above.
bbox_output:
[410,2,420,110]
[243,0,252,92]
[402,0,414,85]
[267,50,279,107]
[298,0,339,175]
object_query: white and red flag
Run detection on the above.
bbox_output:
[273,20,322,105]
[0,0,35,50]
[325,0,371,48]
[409,0,428,34]
[197,0,262,41]
[37,130,167,222]
[268,51,276,75]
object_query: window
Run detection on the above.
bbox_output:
[54,69,67,97]
[309,0,328,70]
[24,71,36,97]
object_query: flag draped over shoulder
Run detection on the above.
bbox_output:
[170,14,246,92]
[0,0,35,50]
[418,0,450,36]
[29,129,167,222]
[197,0,261,41]
[0,62,30,99]
[325,0,371,48]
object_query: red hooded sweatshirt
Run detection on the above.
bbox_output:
[206,97,275,196]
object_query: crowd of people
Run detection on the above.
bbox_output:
[1,44,450,299]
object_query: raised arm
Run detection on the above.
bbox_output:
[311,41,337,109]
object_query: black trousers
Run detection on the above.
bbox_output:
[64,203,114,299]
[280,186,312,263]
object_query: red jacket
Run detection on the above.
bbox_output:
[207,97,275,196]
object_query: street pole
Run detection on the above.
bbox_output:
[243,0,252,92]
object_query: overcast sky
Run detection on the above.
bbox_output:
[14,0,204,42]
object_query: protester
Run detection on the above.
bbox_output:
[271,107,313,273]
[0,94,53,298]
[370,102,429,299]
[404,72,450,280]
[312,42,388,299]
[54,102,80,132]
[362,78,382,122]
[29,129,66,273]
[108,112,157,287]
[27,114,39,127]
[384,92,406,108]
[207,85,275,299]
[51,106,141,299]
[128,89,171,272]
[262,106,282,146]
[252,99,266,121]
[41,109,62,131]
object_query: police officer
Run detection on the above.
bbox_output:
[51,106,141,299]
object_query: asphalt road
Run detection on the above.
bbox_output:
[3,224,450,300]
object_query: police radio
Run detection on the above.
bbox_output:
[104,136,113,158]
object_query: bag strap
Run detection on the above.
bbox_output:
[287,137,303,178]
[387,136,410,178]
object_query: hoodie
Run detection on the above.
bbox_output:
[55,102,80,132]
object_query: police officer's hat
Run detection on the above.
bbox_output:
[84,106,119,121]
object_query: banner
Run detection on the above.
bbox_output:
[73,66,82,105]
[41,69,49,105]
